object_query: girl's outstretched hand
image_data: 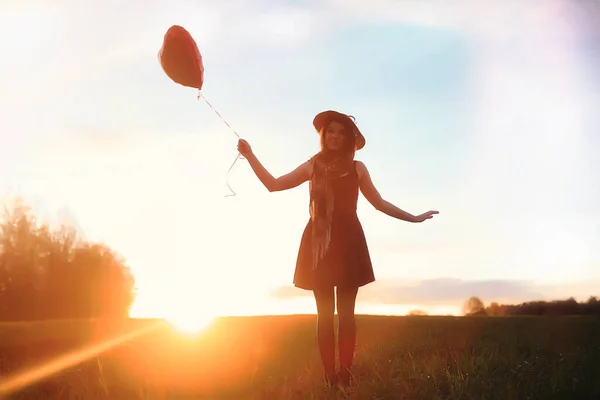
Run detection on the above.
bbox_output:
[414,210,439,222]
[237,139,253,158]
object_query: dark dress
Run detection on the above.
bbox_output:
[293,161,375,290]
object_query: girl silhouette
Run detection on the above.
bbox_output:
[237,110,438,387]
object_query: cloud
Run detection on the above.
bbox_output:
[327,0,600,41]
[359,278,544,305]
[271,277,600,306]
[224,6,324,47]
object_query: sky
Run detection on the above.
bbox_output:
[1,0,599,320]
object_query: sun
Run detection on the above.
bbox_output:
[129,290,219,335]
[166,312,216,335]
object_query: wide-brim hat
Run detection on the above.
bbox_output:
[313,110,366,151]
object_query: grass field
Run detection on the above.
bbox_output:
[1,315,599,399]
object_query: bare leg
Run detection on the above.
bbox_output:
[313,286,337,385]
[336,286,359,386]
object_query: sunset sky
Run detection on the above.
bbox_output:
[1,0,599,320]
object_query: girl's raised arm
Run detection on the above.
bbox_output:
[239,139,312,192]
[356,160,438,222]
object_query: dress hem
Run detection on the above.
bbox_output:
[293,277,376,291]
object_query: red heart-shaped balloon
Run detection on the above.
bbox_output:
[159,25,204,90]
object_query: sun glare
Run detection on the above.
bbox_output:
[166,313,216,335]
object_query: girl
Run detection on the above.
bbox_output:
[237,110,438,387]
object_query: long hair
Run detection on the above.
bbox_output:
[309,114,358,269]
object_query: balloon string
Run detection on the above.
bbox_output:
[197,91,240,138]
[197,90,244,197]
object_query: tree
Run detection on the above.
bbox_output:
[487,302,501,316]
[0,198,136,321]
[463,296,486,316]
[408,309,428,316]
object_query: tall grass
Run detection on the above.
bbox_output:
[1,315,599,399]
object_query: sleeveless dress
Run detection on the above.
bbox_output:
[293,161,375,290]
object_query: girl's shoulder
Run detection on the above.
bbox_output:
[353,159,367,179]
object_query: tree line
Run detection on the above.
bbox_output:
[0,198,136,321]
[462,295,600,316]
